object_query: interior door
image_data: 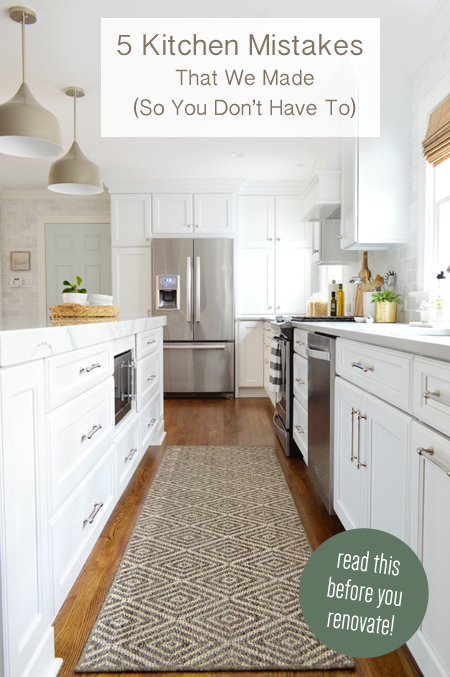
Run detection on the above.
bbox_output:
[194,239,233,341]
[152,239,193,341]
[45,223,111,307]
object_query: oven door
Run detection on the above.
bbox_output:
[114,350,134,425]
[274,334,290,428]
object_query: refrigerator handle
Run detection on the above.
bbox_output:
[195,256,201,322]
[186,256,192,321]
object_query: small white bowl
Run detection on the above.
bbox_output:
[354,317,366,323]
[89,300,113,306]
[88,294,113,304]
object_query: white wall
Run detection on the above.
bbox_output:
[0,193,110,321]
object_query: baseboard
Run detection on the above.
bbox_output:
[238,388,268,398]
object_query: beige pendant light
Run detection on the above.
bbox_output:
[0,6,62,158]
[48,87,102,195]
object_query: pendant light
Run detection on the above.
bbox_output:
[48,87,103,195]
[0,6,62,158]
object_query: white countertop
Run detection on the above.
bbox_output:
[0,315,167,367]
[292,321,450,362]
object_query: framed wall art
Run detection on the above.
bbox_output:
[10,251,31,271]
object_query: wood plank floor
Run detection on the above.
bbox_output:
[53,398,423,677]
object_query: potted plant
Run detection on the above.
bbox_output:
[371,290,402,323]
[62,276,88,305]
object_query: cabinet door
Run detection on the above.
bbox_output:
[312,222,321,263]
[275,248,311,315]
[238,195,274,246]
[238,321,263,387]
[275,196,310,246]
[409,421,450,677]
[111,194,151,247]
[0,362,61,677]
[152,194,193,234]
[340,138,358,249]
[112,248,152,317]
[238,248,274,315]
[334,377,363,530]
[193,194,234,234]
[362,392,411,542]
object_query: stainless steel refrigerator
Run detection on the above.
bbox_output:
[153,238,234,395]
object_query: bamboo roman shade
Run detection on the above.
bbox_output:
[423,94,450,166]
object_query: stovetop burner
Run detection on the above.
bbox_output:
[290,316,356,323]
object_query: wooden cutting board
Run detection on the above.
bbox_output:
[359,251,371,292]
[355,284,364,316]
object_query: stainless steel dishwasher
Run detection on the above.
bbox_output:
[306,332,336,514]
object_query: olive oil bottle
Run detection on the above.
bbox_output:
[337,284,345,317]
[330,291,337,317]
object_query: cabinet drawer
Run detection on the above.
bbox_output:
[263,322,276,347]
[136,351,159,410]
[413,356,450,436]
[336,339,412,412]
[293,397,308,462]
[50,445,115,615]
[293,328,308,358]
[46,341,113,411]
[136,327,161,361]
[116,414,141,497]
[47,378,114,515]
[140,391,160,451]
[293,353,308,410]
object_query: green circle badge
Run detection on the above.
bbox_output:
[299,529,428,658]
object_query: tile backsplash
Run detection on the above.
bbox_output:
[0,194,110,320]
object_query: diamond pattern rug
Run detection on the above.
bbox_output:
[75,446,354,672]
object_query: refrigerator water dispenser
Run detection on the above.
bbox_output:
[156,275,180,310]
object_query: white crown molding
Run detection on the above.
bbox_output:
[104,178,246,194]
[0,189,109,199]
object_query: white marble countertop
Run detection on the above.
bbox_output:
[291,321,450,362]
[0,315,167,367]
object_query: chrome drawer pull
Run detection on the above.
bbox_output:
[351,361,374,373]
[295,424,304,434]
[147,374,156,381]
[296,340,305,346]
[423,389,450,407]
[350,408,357,462]
[296,378,305,385]
[336,234,343,239]
[148,418,157,428]
[147,339,156,345]
[417,447,450,477]
[80,362,101,374]
[83,502,104,528]
[356,412,367,469]
[125,448,138,463]
[81,423,102,442]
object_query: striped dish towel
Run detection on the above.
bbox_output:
[269,337,283,402]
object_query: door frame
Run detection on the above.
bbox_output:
[37,216,110,321]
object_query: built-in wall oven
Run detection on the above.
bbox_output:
[114,350,136,426]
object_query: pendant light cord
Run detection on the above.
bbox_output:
[21,12,26,83]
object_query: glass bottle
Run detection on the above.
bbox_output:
[330,291,337,317]
[337,284,345,317]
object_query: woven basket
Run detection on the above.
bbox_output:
[51,316,120,326]
[50,303,120,317]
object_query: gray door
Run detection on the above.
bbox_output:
[193,239,234,341]
[45,223,111,308]
[153,239,194,341]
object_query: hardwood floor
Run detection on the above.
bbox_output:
[53,398,423,677]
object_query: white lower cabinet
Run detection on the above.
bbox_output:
[293,396,308,463]
[140,390,161,451]
[0,361,61,677]
[238,320,264,388]
[116,414,141,497]
[136,350,159,410]
[49,445,116,615]
[334,376,411,541]
[408,421,450,677]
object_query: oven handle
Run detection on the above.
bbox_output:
[306,347,331,361]
[273,412,287,438]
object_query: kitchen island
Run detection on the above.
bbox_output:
[0,315,166,677]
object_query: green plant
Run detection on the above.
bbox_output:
[62,276,87,294]
[371,290,402,305]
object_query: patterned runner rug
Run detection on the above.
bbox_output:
[75,445,354,672]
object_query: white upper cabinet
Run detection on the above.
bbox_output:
[193,194,234,234]
[238,248,274,314]
[112,248,152,317]
[152,193,193,234]
[339,81,409,250]
[238,195,275,246]
[275,248,311,314]
[275,195,310,246]
[111,194,151,247]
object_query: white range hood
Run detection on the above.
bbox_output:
[300,171,341,222]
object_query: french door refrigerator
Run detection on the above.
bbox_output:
[153,238,234,395]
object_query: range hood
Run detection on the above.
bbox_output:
[300,171,341,222]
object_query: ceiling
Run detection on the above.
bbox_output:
[0,0,445,191]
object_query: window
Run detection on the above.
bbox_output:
[432,158,450,277]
